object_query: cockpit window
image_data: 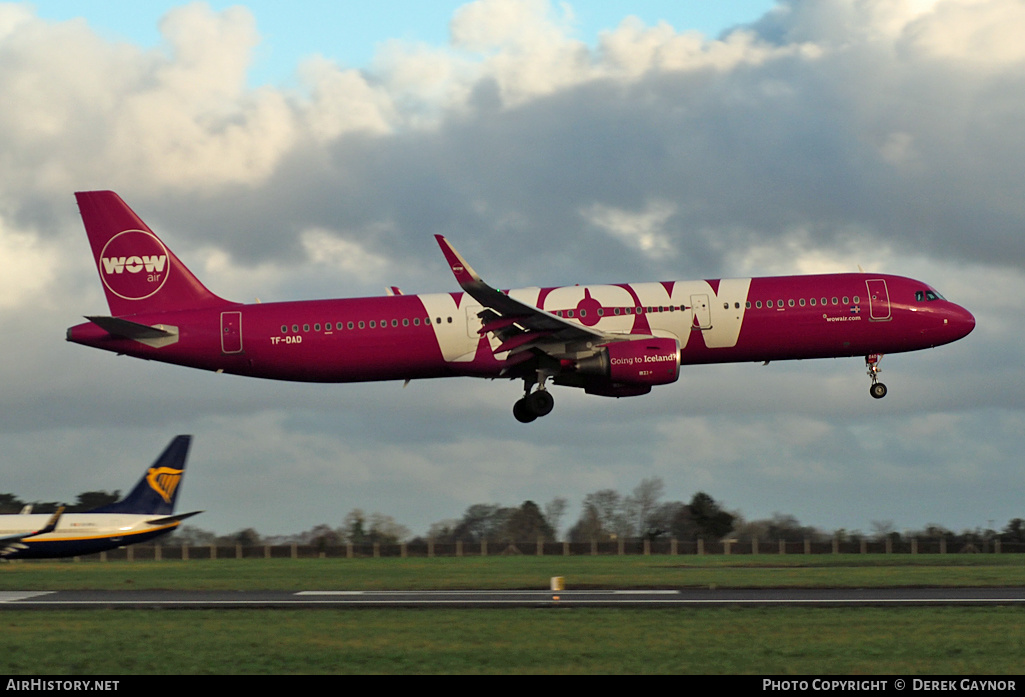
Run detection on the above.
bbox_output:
[916,289,945,302]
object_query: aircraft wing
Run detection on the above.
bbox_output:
[435,236,632,359]
[0,507,64,556]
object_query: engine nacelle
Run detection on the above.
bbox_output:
[575,337,681,387]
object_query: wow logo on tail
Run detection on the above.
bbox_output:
[99,229,170,301]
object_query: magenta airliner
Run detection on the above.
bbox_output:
[67,191,975,422]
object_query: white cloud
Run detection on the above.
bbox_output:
[581,199,677,257]
[300,227,391,281]
[899,0,1025,64]
[0,220,58,309]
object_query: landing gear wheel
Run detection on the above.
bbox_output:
[513,398,537,423]
[865,354,887,400]
[513,389,555,423]
[528,390,554,417]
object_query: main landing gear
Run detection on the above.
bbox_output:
[866,354,887,399]
[513,372,555,423]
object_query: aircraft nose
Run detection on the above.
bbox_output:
[943,304,975,342]
[954,305,976,339]
[920,303,974,347]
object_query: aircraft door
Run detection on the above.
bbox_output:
[866,279,891,321]
[465,304,484,339]
[690,294,712,330]
[221,311,243,354]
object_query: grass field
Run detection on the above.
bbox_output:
[2,553,1023,591]
[1,555,1022,674]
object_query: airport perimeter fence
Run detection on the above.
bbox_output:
[36,536,1025,562]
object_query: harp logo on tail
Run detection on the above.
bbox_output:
[99,229,170,301]
[146,466,184,504]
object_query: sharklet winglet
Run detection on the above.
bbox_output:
[435,235,484,288]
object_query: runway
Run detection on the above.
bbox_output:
[2,587,1024,609]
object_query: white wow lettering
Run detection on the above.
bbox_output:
[101,255,167,275]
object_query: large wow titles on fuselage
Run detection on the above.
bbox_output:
[66,191,975,421]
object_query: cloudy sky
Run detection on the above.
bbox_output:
[1,0,1021,539]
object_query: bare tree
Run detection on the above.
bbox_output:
[544,497,567,539]
[627,477,666,540]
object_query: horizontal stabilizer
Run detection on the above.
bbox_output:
[86,316,179,348]
[145,510,203,526]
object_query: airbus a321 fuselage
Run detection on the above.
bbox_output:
[66,191,975,422]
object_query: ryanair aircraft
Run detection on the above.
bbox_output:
[0,436,200,559]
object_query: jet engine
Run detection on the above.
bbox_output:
[574,337,681,387]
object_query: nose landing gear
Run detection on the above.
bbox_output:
[866,354,887,399]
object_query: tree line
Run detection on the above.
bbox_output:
[5,479,1023,549]
[0,491,119,514]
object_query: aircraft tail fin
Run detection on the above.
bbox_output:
[75,191,231,317]
[89,435,192,516]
